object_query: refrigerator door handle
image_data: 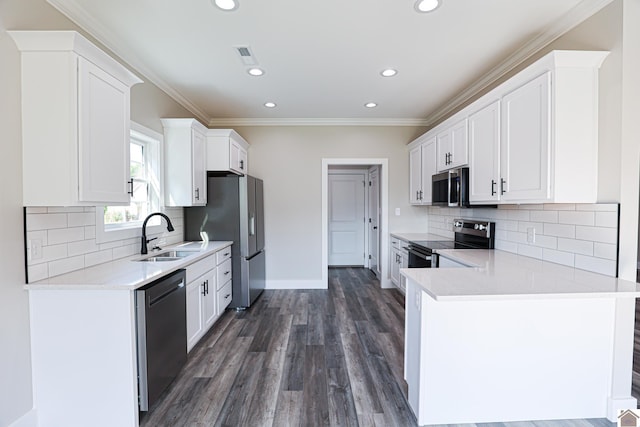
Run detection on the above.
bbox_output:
[250,215,255,236]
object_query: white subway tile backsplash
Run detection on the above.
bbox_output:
[575,255,617,276]
[594,243,617,260]
[427,203,619,277]
[27,213,67,231]
[48,227,85,245]
[575,226,617,244]
[557,238,593,256]
[558,211,595,226]
[517,244,542,260]
[530,210,558,223]
[543,223,576,238]
[85,249,113,267]
[28,263,48,282]
[542,249,575,267]
[68,212,95,227]
[507,210,530,221]
[532,234,557,250]
[544,204,575,211]
[47,207,84,213]
[495,240,518,254]
[25,207,184,282]
[595,211,618,228]
[48,255,85,277]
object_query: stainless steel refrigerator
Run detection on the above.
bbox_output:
[184,174,265,309]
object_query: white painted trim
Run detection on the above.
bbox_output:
[607,397,637,422]
[8,409,38,427]
[208,118,430,127]
[423,0,615,127]
[322,158,389,289]
[46,0,210,124]
[265,280,325,290]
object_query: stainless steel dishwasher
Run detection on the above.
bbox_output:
[135,269,187,411]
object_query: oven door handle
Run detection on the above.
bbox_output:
[407,248,432,261]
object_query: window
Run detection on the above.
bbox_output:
[96,122,164,243]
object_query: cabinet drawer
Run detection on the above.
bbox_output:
[186,254,215,282]
[216,246,232,265]
[217,281,232,313]
[216,259,232,289]
[391,238,400,249]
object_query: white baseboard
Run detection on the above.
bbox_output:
[380,277,394,289]
[607,396,637,421]
[9,408,37,427]
[265,279,326,290]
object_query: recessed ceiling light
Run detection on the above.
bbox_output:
[415,0,440,13]
[381,69,398,77]
[365,102,377,108]
[264,102,277,108]
[248,68,264,76]
[213,0,238,11]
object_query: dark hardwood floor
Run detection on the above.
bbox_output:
[140,268,615,427]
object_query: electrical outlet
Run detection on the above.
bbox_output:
[527,227,536,244]
[29,239,43,261]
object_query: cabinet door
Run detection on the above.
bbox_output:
[501,72,551,202]
[420,140,436,205]
[192,129,207,206]
[409,146,423,204]
[203,270,218,329]
[449,119,468,168]
[230,141,247,175]
[436,130,451,172]
[78,57,130,204]
[186,278,205,352]
[238,146,248,174]
[390,247,400,286]
[469,101,500,203]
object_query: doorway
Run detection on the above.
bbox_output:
[321,159,389,289]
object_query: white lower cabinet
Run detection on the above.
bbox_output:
[390,236,408,292]
[185,244,233,352]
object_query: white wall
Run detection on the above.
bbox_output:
[0,0,195,425]
[231,125,427,283]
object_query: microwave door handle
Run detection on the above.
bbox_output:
[448,170,457,207]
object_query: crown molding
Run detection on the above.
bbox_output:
[207,117,431,127]
[46,0,210,124]
[423,0,616,127]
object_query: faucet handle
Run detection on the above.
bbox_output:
[146,237,158,244]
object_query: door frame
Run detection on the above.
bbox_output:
[368,165,381,277]
[322,158,390,288]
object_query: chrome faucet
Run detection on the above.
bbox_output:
[141,212,175,255]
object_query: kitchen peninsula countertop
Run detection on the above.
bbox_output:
[25,241,233,291]
[401,249,640,301]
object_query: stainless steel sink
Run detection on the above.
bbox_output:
[136,250,196,262]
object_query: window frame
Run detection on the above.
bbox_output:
[95,121,165,244]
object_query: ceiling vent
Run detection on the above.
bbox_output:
[235,46,258,66]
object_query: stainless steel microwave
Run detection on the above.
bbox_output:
[432,167,470,207]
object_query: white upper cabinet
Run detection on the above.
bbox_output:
[409,138,436,205]
[9,31,142,206]
[206,129,249,175]
[500,72,551,202]
[162,119,208,207]
[469,100,501,203]
[411,50,609,205]
[436,119,468,172]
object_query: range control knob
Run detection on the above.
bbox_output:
[454,221,463,228]
[474,224,480,230]
[478,224,487,231]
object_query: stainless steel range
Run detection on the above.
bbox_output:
[407,219,495,268]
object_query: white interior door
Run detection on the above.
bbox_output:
[368,167,380,276]
[328,173,366,266]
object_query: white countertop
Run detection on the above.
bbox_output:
[25,241,233,291]
[401,249,640,301]
[390,232,449,242]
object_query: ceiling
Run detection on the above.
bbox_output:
[48,0,607,126]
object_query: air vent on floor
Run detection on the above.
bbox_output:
[234,46,258,66]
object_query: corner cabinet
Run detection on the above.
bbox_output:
[409,138,436,205]
[206,129,250,175]
[162,119,208,207]
[9,31,142,206]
